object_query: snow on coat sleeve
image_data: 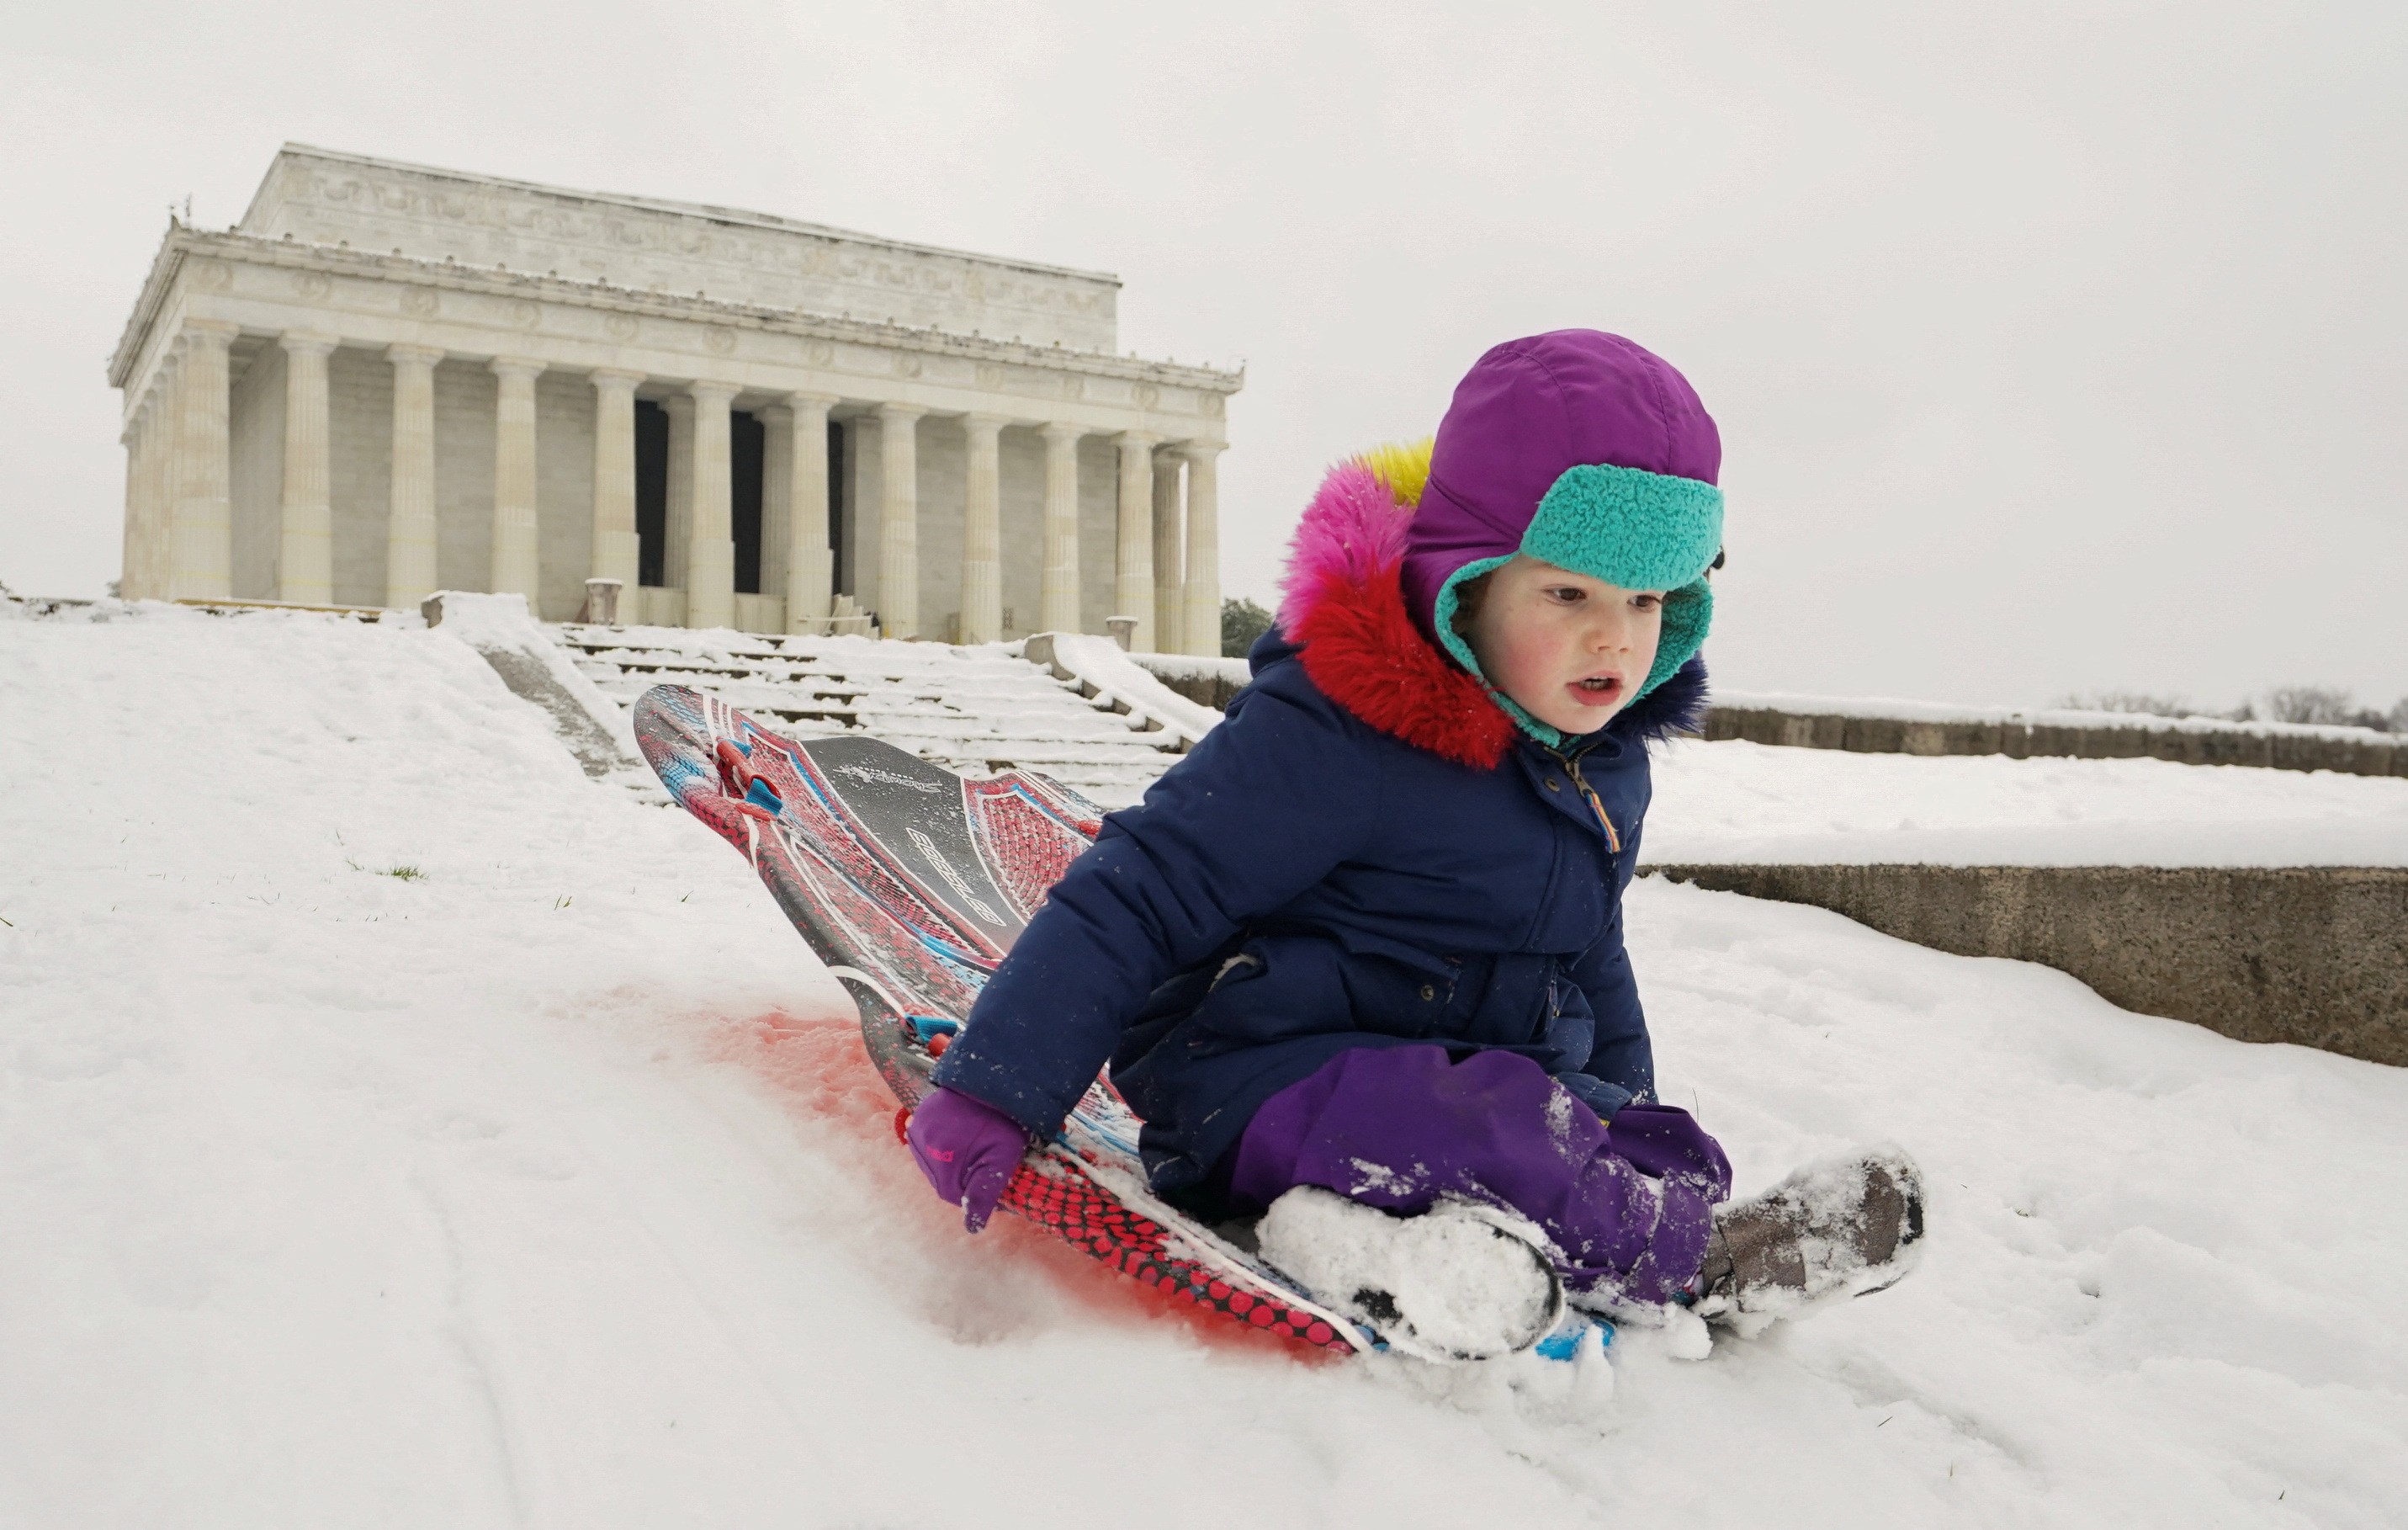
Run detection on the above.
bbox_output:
[931,672,1382,1138]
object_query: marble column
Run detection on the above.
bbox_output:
[960,413,1006,645]
[277,332,338,605]
[169,319,238,602]
[155,359,185,601]
[588,369,643,594]
[663,395,693,598]
[784,393,837,630]
[149,387,176,598]
[385,344,443,610]
[1115,432,1158,651]
[1151,445,1184,655]
[130,359,178,602]
[119,415,141,600]
[120,393,165,601]
[876,401,925,638]
[489,358,544,601]
[1039,422,1083,633]
[686,380,738,630]
[1182,442,1225,658]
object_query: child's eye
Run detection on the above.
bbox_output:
[1631,594,1663,612]
[1545,587,1585,605]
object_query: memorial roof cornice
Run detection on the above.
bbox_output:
[257,144,1126,290]
[109,225,1246,396]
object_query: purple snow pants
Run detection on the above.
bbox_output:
[1226,1046,1732,1305]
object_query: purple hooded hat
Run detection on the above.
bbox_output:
[1404,331,1725,730]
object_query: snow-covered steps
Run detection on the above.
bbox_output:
[553,623,1191,807]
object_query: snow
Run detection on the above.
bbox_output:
[1712,687,2401,746]
[1255,1188,1562,1362]
[6,604,2406,1527]
[1127,651,1254,686]
[1037,632,1226,745]
[1647,737,2408,866]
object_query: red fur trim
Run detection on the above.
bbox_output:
[1281,464,1514,769]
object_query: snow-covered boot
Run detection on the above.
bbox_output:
[1256,1187,1566,1362]
[1692,1145,1925,1330]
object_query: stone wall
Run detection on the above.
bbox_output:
[1650,864,2408,1068]
[1704,704,2408,779]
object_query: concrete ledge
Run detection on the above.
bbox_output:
[1647,863,2408,1067]
[1127,652,1253,712]
[1702,704,2408,778]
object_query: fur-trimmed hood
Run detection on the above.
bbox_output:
[1272,447,1711,772]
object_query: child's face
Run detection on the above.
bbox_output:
[1462,555,1664,738]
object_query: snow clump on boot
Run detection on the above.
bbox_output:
[1692,1145,1925,1335]
[1257,1186,1565,1363]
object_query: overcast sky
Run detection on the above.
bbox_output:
[3,1,2400,710]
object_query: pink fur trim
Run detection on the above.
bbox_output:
[1274,459,1515,769]
[1276,462,1413,634]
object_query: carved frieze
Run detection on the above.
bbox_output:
[260,149,1119,349]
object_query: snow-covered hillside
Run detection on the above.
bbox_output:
[3,605,2404,1527]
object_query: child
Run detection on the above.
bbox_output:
[908,330,1922,1352]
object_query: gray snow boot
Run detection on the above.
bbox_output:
[1256,1187,1566,1363]
[1692,1145,1925,1331]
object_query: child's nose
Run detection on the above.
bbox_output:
[1589,608,1633,651]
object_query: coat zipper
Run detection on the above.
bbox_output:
[1551,747,1622,854]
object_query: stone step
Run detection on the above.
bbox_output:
[552,622,1186,806]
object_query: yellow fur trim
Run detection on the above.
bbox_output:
[1352,438,1435,508]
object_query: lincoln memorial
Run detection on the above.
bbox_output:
[107,145,1238,652]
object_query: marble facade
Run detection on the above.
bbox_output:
[109,145,1238,651]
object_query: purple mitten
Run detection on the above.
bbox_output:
[906,1087,1033,1232]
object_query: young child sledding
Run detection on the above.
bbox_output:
[908,329,1923,1357]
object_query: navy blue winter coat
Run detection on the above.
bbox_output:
[933,608,1708,1198]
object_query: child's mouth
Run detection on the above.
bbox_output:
[1569,674,1624,708]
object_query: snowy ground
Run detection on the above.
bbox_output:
[4,606,2405,1527]
[1646,736,2408,866]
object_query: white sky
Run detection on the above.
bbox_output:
[3,1,2400,710]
